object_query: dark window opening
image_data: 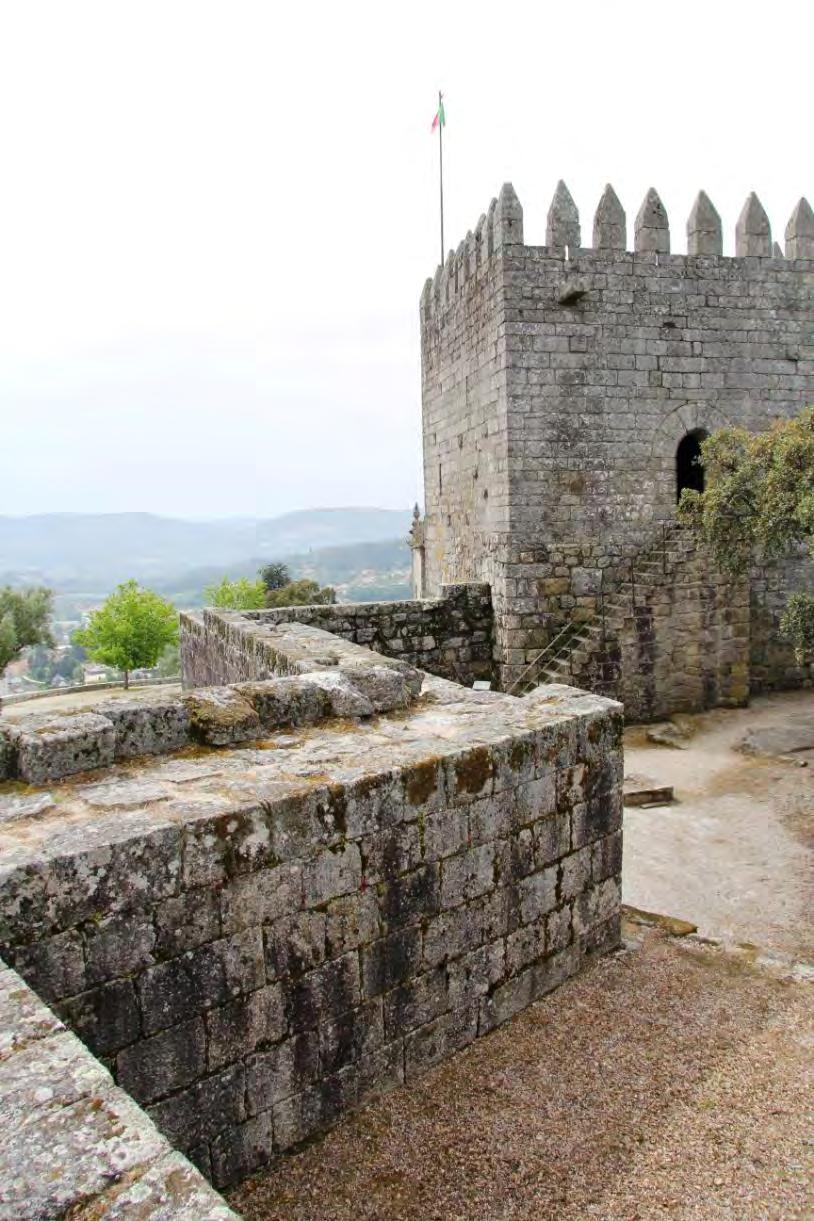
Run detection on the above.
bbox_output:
[676,429,708,500]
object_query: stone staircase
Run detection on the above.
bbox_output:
[507,520,701,701]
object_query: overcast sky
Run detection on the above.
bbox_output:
[1,0,810,520]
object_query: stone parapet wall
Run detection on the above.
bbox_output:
[0,645,419,785]
[0,680,623,1191]
[0,961,235,1218]
[181,584,494,689]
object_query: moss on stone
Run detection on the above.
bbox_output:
[404,760,439,807]
[454,747,495,796]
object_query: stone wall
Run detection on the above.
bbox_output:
[571,546,750,721]
[502,525,751,716]
[181,584,494,690]
[0,961,236,1218]
[750,551,814,693]
[0,679,623,1192]
[419,180,814,704]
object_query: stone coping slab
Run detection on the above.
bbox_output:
[0,680,618,894]
[0,653,419,787]
[0,963,237,1219]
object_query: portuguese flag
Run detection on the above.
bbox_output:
[431,98,445,131]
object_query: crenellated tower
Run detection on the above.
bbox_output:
[417,181,814,711]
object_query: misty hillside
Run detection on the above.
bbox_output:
[0,508,413,591]
[150,537,413,608]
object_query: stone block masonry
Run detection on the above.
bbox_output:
[0,676,622,1193]
[418,179,814,704]
[181,584,494,690]
[0,961,236,1218]
[0,634,420,785]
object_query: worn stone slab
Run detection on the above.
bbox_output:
[82,1151,236,1219]
[623,783,675,807]
[739,716,814,759]
[104,698,191,759]
[0,964,237,1219]
[4,712,116,784]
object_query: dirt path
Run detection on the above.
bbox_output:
[623,690,814,961]
[230,929,813,1221]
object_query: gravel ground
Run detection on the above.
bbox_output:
[229,929,813,1221]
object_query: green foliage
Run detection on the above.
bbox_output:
[780,594,814,664]
[75,581,178,688]
[154,643,181,678]
[26,641,87,686]
[0,586,54,673]
[678,407,814,659]
[204,576,267,610]
[258,562,290,592]
[265,579,337,608]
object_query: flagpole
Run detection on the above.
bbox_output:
[438,89,444,266]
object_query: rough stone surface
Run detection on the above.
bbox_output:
[0,649,421,783]
[546,180,580,250]
[180,587,493,690]
[634,187,670,253]
[687,189,722,255]
[0,677,622,1192]
[418,179,814,707]
[2,712,116,784]
[736,191,772,256]
[592,183,626,251]
[785,196,814,260]
[0,963,236,1219]
[102,698,191,758]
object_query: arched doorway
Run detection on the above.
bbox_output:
[676,429,708,500]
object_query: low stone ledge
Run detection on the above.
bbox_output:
[0,963,236,1219]
[180,585,493,689]
[0,662,419,784]
[0,712,116,785]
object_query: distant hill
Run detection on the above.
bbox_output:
[0,508,413,592]
[150,537,413,608]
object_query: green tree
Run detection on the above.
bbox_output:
[0,586,54,675]
[155,644,181,678]
[75,581,178,689]
[265,579,337,608]
[205,576,267,610]
[678,406,814,661]
[258,562,291,592]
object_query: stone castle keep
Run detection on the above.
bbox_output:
[414,182,814,716]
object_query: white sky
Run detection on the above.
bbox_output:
[0,0,810,519]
